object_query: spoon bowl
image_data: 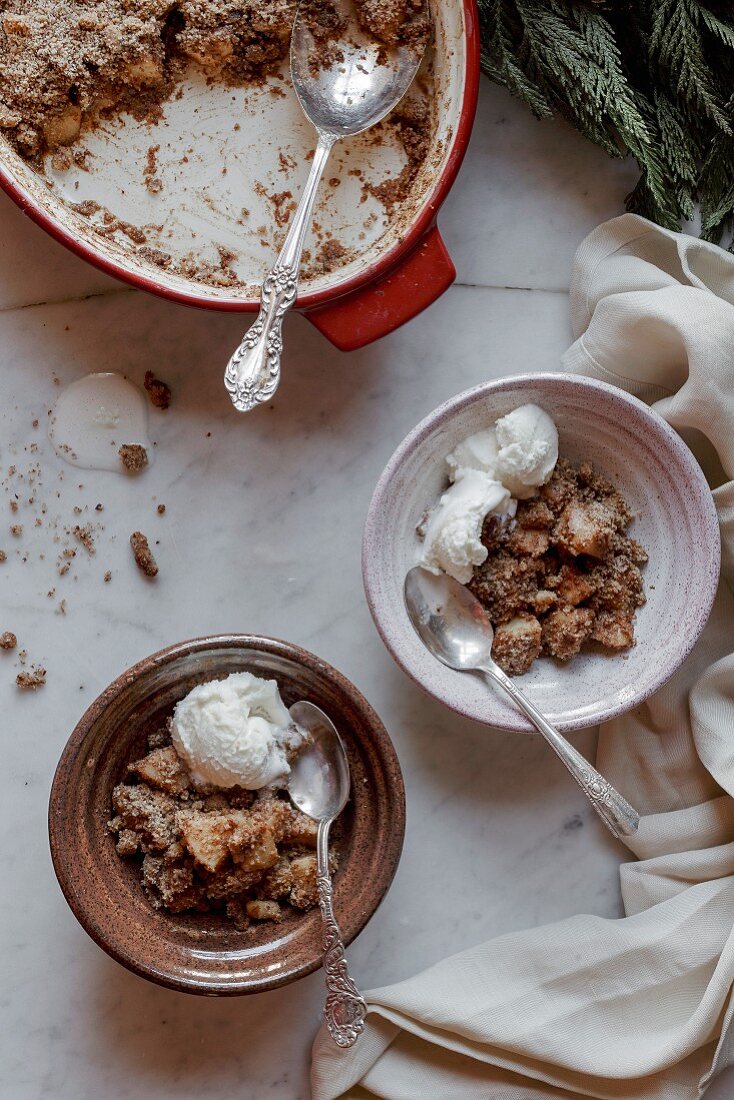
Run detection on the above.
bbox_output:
[403,565,495,671]
[288,700,351,821]
[291,0,429,138]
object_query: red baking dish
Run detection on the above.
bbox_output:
[0,2,478,350]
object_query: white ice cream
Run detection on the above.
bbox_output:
[446,427,499,482]
[494,403,558,499]
[171,671,300,790]
[419,403,558,582]
[420,469,512,584]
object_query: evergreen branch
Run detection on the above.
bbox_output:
[479,0,553,118]
[699,6,734,53]
[649,0,731,132]
[477,0,734,247]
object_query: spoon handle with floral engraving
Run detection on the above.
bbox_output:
[481,661,640,840]
[316,817,367,1047]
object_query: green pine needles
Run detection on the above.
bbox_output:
[478,0,734,247]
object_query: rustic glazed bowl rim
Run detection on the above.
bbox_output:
[362,372,722,731]
[48,633,406,995]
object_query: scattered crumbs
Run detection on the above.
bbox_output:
[104,570,112,583]
[95,503,104,512]
[0,551,7,563]
[16,667,46,690]
[130,531,158,577]
[0,632,17,650]
[9,500,18,513]
[157,503,166,515]
[58,562,71,577]
[18,649,27,665]
[72,525,95,554]
[32,419,39,429]
[72,198,101,218]
[143,371,171,410]
[119,443,149,474]
[56,600,67,616]
[144,144,163,194]
[10,525,22,537]
[73,506,82,515]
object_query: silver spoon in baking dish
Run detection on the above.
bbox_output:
[288,700,367,1047]
[224,0,429,412]
[404,567,640,840]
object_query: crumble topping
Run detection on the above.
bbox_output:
[468,460,647,676]
[16,666,46,689]
[119,443,149,474]
[108,727,338,929]
[130,530,158,577]
[144,370,171,410]
[0,0,298,159]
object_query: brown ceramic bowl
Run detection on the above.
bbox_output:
[49,635,405,996]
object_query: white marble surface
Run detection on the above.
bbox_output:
[1,79,729,1099]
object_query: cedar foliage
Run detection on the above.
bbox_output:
[478,0,734,247]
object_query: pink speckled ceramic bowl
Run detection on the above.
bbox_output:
[363,374,721,733]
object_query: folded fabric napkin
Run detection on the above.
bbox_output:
[310,215,734,1100]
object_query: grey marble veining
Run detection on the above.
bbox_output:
[3,76,728,1100]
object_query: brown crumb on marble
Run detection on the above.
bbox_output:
[119,443,149,474]
[144,371,171,410]
[0,632,17,650]
[104,570,112,583]
[16,667,46,690]
[157,504,166,515]
[10,525,22,537]
[0,551,6,562]
[73,525,95,554]
[130,531,158,577]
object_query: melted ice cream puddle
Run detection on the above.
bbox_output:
[49,372,151,472]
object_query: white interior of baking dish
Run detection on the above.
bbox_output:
[0,4,466,305]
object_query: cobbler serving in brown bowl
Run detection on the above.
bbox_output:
[49,635,405,995]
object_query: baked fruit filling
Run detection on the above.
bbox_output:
[469,459,647,676]
[108,726,338,930]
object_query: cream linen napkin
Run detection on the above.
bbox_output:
[311,215,734,1100]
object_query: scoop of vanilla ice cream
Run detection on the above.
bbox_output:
[494,403,558,499]
[446,428,499,483]
[420,469,512,584]
[171,671,299,790]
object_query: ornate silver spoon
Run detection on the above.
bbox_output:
[224,0,428,412]
[404,566,640,840]
[288,700,367,1047]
